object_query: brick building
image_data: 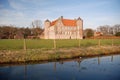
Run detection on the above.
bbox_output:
[44,16,83,39]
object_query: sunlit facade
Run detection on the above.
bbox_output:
[44,16,83,39]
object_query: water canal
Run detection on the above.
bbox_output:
[0,54,120,80]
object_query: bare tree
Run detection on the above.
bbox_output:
[97,24,120,35]
[113,24,120,35]
[97,25,110,35]
[32,20,42,28]
[31,20,43,38]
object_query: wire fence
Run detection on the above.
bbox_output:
[0,39,120,50]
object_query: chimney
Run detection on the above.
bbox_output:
[77,17,82,20]
[61,16,63,19]
[45,19,50,22]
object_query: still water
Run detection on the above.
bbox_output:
[0,54,120,80]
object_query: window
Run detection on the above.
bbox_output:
[70,32,71,35]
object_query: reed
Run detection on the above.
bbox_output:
[0,46,120,64]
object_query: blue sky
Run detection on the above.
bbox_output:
[0,0,120,29]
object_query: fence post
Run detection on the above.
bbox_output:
[112,39,114,46]
[98,39,101,47]
[54,39,56,49]
[78,39,81,47]
[24,39,27,51]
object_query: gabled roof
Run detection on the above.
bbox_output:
[62,19,77,26]
[50,18,77,27]
[51,20,57,26]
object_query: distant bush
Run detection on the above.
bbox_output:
[115,32,120,36]
[84,29,94,38]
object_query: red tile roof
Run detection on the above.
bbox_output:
[95,32,102,34]
[51,18,77,27]
[51,20,57,26]
[62,19,77,26]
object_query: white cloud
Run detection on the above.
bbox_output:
[0,0,119,28]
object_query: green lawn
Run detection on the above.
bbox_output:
[0,39,120,50]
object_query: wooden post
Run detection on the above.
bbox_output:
[112,39,113,46]
[98,39,100,47]
[54,39,56,49]
[78,39,81,47]
[24,39,27,51]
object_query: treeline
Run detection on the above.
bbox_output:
[0,23,120,39]
[84,24,120,38]
[97,24,120,36]
[0,25,43,39]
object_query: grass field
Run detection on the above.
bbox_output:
[0,39,120,64]
[0,39,120,50]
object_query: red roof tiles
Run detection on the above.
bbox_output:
[62,19,77,26]
[51,20,57,26]
[51,18,77,27]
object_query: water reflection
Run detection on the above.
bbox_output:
[0,54,120,80]
[54,62,56,71]
[98,56,100,65]
[24,64,27,80]
[111,55,113,62]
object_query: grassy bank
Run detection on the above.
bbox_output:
[0,45,120,64]
[0,39,120,50]
[0,39,120,64]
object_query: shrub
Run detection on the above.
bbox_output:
[115,32,120,36]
